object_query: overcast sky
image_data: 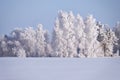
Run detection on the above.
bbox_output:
[0,0,120,35]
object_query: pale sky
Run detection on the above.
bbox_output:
[0,0,120,34]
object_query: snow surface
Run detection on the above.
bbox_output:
[0,58,120,80]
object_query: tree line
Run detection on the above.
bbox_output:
[0,11,120,57]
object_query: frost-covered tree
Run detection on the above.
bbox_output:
[84,15,100,57]
[52,11,119,58]
[22,27,36,57]
[65,11,77,57]
[0,36,9,56]
[35,24,46,57]
[97,23,117,57]
[0,10,119,57]
[52,11,77,57]
[52,17,66,57]
[96,22,106,57]
[0,24,49,57]
[103,25,117,56]
[0,36,4,56]
[0,34,26,57]
[11,27,37,57]
[113,22,120,56]
[74,14,86,57]
[44,31,53,57]
[12,41,26,57]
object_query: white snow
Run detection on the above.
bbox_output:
[0,58,120,80]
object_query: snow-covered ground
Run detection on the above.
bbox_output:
[0,58,120,80]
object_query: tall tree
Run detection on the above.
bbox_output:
[113,22,120,56]
[52,11,78,57]
[74,14,86,57]
[84,15,100,57]
[97,24,117,57]
[52,17,66,57]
